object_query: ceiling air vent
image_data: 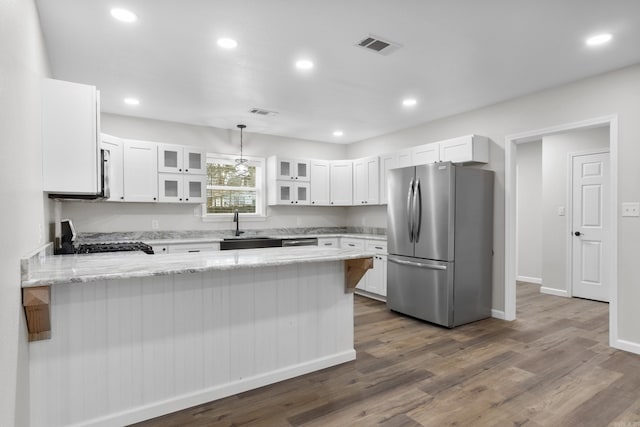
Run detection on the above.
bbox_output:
[249,108,278,117]
[355,34,402,56]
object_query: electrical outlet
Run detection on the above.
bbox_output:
[151,219,159,229]
[557,206,566,216]
[622,202,640,217]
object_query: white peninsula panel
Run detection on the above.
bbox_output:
[28,261,355,427]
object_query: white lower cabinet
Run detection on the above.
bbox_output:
[317,237,339,248]
[158,174,206,203]
[341,238,387,299]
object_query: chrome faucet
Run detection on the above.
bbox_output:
[233,209,243,237]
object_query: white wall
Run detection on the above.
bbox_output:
[541,126,609,294]
[61,113,349,232]
[0,0,51,425]
[345,64,640,347]
[516,141,542,282]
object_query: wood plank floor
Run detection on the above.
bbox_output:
[132,282,640,427]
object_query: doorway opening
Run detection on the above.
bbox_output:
[505,115,619,349]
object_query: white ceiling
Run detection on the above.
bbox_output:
[36,0,640,144]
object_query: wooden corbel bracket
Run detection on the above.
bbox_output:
[344,257,374,292]
[23,286,51,341]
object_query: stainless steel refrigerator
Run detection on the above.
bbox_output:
[387,162,494,327]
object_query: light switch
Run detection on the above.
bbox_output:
[151,219,159,229]
[557,206,566,216]
[622,202,640,217]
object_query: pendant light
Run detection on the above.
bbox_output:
[234,124,249,177]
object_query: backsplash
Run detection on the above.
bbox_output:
[77,226,386,243]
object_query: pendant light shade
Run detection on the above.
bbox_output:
[234,124,249,177]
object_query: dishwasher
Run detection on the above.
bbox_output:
[281,237,318,247]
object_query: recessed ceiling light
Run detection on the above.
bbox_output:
[124,97,140,106]
[586,33,612,46]
[217,38,238,49]
[295,59,314,70]
[402,98,417,107]
[333,130,344,137]
[110,8,137,23]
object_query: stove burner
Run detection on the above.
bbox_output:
[75,242,154,255]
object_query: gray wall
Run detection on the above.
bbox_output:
[516,141,542,282]
[541,126,609,294]
[0,0,51,425]
[345,64,640,346]
[61,113,349,232]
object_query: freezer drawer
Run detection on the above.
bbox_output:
[386,255,454,327]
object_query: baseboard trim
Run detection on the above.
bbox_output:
[516,275,542,285]
[613,338,640,355]
[540,287,570,298]
[79,350,356,427]
[491,309,506,320]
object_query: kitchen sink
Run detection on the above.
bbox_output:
[220,237,283,250]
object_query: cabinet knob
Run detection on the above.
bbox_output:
[153,197,157,201]
[295,201,298,204]
[312,201,315,204]
[162,248,166,251]
[179,198,182,201]
[179,169,182,172]
[185,198,189,201]
[291,201,294,204]
[331,202,334,205]
[295,177,298,180]
[185,169,189,172]
[120,196,124,200]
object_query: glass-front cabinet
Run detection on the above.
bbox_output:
[274,182,310,205]
[158,144,206,175]
[274,158,310,181]
[159,173,206,203]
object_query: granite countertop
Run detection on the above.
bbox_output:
[143,233,387,245]
[22,246,375,288]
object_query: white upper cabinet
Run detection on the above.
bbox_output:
[158,173,206,203]
[272,182,311,205]
[42,78,100,194]
[397,149,412,168]
[158,144,206,175]
[310,160,330,206]
[411,142,439,165]
[379,153,398,205]
[330,161,353,206]
[123,140,158,202]
[353,156,379,205]
[100,134,124,201]
[271,157,310,181]
[439,135,489,164]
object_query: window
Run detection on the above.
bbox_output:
[204,154,265,218]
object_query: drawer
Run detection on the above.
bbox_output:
[166,243,221,254]
[341,238,365,250]
[318,238,339,248]
[366,240,387,254]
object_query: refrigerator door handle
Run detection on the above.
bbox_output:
[388,256,447,270]
[407,178,415,242]
[413,178,422,242]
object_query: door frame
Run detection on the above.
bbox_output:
[567,149,610,300]
[505,114,619,349]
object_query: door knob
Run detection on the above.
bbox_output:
[574,231,581,236]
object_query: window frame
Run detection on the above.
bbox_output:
[201,153,267,221]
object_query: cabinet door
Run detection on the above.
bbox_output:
[184,176,207,203]
[310,160,330,205]
[42,79,100,194]
[412,143,439,165]
[365,255,387,296]
[397,149,412,168]
[159,173,184,202]
[276,159,295,180]
[101,134,124,201]
[184,148,207,175]
[123,140,158,202]
[158,144,184,173]
[330,161,353,205]
[379,153,397,205]
[275,182,295,204]
[295,182,310,205]
[353,156,379,205]
[295,160,310,181]
[439,135,489,164]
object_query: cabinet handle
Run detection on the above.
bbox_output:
[348,244,355,247]
[375,246,383,250]
[324,243,332,246]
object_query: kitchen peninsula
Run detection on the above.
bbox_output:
[22,246,373,427]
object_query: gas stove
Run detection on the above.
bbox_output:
[75,242,155,255]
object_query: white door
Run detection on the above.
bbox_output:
[310,160,330,205]
[123,140,158,202]
[329,161,353,205]
[571,152,609,302]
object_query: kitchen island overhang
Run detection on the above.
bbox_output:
[22,247,373,427]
